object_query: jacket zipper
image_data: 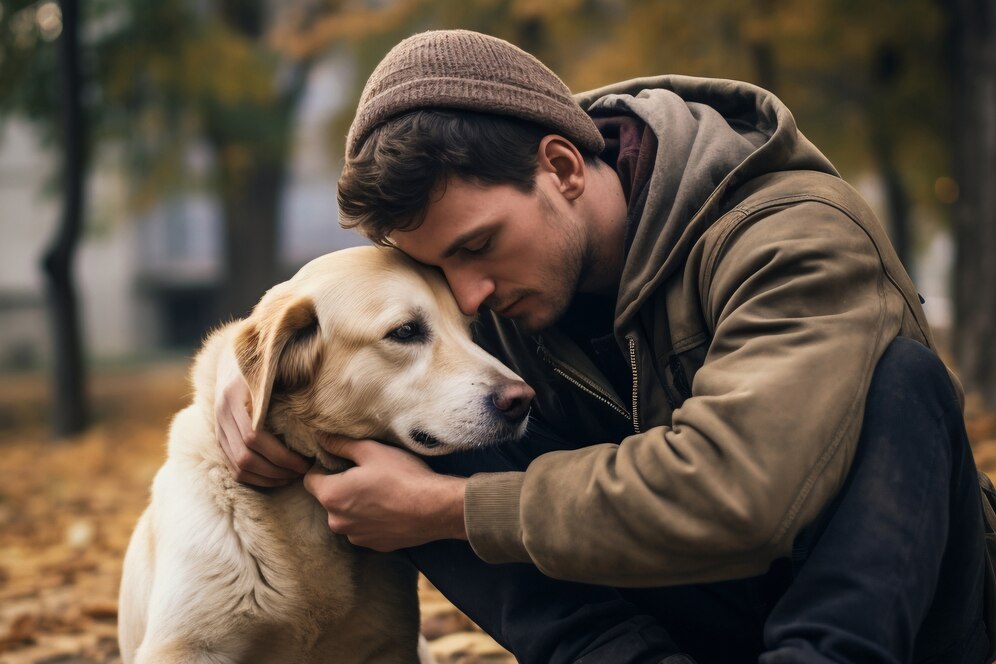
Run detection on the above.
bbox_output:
[540,343,642,433]
[627,336,642,434]
[541,351,632,421]
[549,365,631,421]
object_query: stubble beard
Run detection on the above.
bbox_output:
[512,211,590,335]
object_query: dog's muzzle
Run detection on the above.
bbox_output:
[490,381,535,424]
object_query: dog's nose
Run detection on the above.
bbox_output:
[491,381,535,423]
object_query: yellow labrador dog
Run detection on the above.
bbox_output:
[118,246,534,664]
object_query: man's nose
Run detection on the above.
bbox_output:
[448,272,495,316]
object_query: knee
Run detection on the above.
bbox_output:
[874,337,944,382]
[867,337,960,417]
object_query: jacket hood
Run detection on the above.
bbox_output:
[574,75,839,332]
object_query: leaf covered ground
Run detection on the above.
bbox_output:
[0,364,513,664]
[1,363,995,664]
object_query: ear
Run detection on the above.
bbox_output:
[234,294,322,431]
[536,135,586,201]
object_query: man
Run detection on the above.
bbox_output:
[215,30,994,663]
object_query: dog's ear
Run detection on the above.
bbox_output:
[234,294,322,431]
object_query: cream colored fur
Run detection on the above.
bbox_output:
[118,246,531,663]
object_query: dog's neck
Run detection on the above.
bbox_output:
[266,403,352,474]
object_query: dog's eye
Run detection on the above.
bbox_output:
[387,321,425,342]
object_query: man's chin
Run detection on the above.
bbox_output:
[493,308,541,334]
[507,305,566,335]
[489,292,573,334]
[513,317,546,335]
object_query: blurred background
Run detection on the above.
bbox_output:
[0,0,993,662]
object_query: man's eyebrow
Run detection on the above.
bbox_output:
[441,226,492,260]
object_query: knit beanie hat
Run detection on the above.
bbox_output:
[345,29,605,158]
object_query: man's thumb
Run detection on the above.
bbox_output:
[319,434,369,461]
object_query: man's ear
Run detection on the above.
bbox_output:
[234,294,322,431]
[536,134,586,201]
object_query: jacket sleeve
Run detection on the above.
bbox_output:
[464,201,907,586]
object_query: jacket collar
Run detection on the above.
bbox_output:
[575,75,838,335]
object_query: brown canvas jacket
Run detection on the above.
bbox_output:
[462,75,956,586]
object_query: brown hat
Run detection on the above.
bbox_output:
[345,29,604,157]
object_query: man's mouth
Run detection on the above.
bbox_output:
[497,295,526,318]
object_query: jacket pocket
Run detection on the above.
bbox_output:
[658,335,708,411]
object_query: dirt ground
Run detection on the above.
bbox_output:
[1,362,995,664]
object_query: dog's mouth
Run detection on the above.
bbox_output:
[407,419,527,454]
[409,429,445,450]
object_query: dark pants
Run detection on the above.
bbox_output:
[407,338,990,663]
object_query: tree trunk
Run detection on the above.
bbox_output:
[868,44,913,271]
[198,1,313,323]
[41,0,88,437]
[870,127,913,271]
[748,0,778,93]
[217,153,286,320]
[950,0,996,407]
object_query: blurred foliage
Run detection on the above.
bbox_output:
[0,0,951,210]
[565,0,950,203]
[0,367,516,662]
[0,0,953,243]
[282,0,952,226]
[1,0,290,207]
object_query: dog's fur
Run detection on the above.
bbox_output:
[118,246,532,663]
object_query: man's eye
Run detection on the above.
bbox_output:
[387,321,426,342]
[462,237,492,256]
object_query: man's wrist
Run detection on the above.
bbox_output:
[463,472,529,563]
[437,475,468,541]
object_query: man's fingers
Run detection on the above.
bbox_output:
[218,420,300,481]
[245,428,313,475]
[232,439,301,480]
[228,394,312,475]
[318,434,381,462]
[226,461,295,488]
[213,346,306,486]
[302,465,325,497]
[218,433,296,487]
[219,392,308,478]
[303,464,346,505]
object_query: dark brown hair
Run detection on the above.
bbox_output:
[337,110,588,245]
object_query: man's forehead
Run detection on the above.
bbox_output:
[390,215,482,259]
[387,215,454,258]
[393,180,503,239]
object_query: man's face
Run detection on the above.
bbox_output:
[390,175,589,334]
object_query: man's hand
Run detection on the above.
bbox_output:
[304,436,467,552]
[214,347,312,487]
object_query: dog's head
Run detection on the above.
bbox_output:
[233,246,534,458]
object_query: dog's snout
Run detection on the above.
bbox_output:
[491,381,535,423]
